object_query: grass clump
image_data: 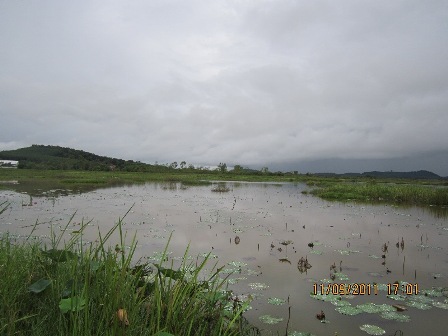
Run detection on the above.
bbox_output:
[308,181,448,206]
[0,205,256,336]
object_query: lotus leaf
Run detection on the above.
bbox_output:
[331,300,351,307]
[267,297,286,305]
[336,249,360,255]
[357,303,390,314]
[405,301,432,310]
[335,305,363,315]
[420,288,443,297]
[310,293,341,302]
[246,269,262,276]
[228,261,247,268]
[259,314,283,324]
[387,294,407,301]
[359,324,386,335]
[432,301,448,309]
[380,311,410,322]
[408,295,434,304]
[248,282,269,290]
[334,273,349,281]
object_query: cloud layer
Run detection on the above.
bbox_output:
[1,1,447,173]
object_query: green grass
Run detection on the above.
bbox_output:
[2,169,448,207]
[0,204,258,336]
[307,181,448,206]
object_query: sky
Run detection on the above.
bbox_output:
[1,0,448,175]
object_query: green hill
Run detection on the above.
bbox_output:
[0,145,166,172]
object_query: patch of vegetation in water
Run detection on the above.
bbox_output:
[0,204,256,336]
[308,180,448,207]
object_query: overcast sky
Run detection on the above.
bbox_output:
[1,1,447,175]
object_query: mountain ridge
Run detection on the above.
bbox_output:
[0,145,445,178]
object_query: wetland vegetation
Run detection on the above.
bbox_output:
[0,203,256,336]
[1,145,448,335]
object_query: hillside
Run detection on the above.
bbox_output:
[0,145,167,172]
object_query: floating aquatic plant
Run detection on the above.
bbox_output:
[335,305,363,316]
[359,324,386,335]
[335,249,360,255]
[380,311,410,322]
[246,269,262,276]
[248,282,269,290]
[387,294,407,301]
[287,332,316,336]
[310,293,341,303]
[357,303,393,314]
[228,261,247,268]
[405,301,432,310]
[227,277,247,285]
[331,300,351,307]
[432,301,448,309]
[267,297,286,305]
[420,287,443,297]
[259,314,283,324]
[334,272,349,281]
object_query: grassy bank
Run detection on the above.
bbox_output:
[0,204,257,336]
[1,169,448,207]
[306,180,448,206]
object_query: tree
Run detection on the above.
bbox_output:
[232,165,243,174]
[170,161,178,169]
[180,161,186,169]
[218,162,227,173]
[261,167,269,174]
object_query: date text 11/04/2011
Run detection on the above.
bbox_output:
[312,283,419,296]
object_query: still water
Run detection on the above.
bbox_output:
[1,181,447,335]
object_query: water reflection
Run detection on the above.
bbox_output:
[1,181,447,336]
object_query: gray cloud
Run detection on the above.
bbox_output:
[1,1,447,174]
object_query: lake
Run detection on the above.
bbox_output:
[1,181,447,336]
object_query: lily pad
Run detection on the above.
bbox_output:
[288,332,316,336]
[267,297,286,305]
[405,301,432,310]
[334,272,349,281]
[246,269,262,276]
[336,249,360,255]
[367,272,383,278]
[408,295,434,304]
[248,282,269,290]
[433,301,448,309]
[331,300,351,307]
[380,311,410,322]
[259,314,283,324]
[335,305,363,316]
[357,303,393,314]
[309,250,323,255]
[228,261,247,268]
[420,288,443,297]
[310,293,341,303]
[227,277,247,285]
[387,294,407,301]
[360,324,386,335]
